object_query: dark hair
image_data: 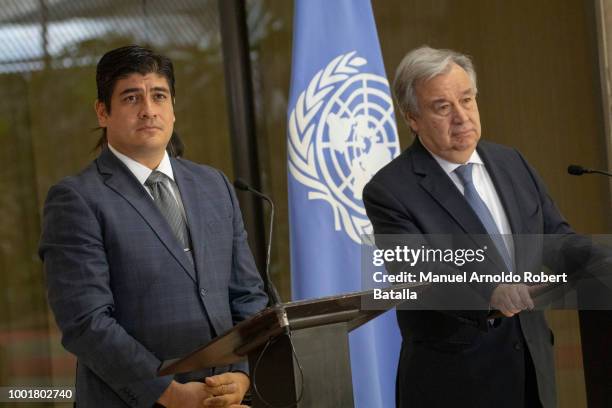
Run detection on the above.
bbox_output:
[167,131,185,158]
[95,45,183,156]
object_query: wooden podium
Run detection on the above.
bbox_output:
[158,286,423,407]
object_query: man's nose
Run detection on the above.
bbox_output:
[452,105,469,123]
[138,98,156,118]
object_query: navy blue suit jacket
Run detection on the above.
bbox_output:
[39,148,268,407]
[364,139,572,408]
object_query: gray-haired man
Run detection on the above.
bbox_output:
[364,46,573,408]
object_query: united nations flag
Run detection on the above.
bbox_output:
[287,1,401,406]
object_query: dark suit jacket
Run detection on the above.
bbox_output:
[363,139,573,408]
[39,148,268,408]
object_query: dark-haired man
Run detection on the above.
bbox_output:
[39,45,267,408]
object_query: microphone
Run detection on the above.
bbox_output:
[567,164,612,177]
[233,178,281,305]
[567,164,587,176]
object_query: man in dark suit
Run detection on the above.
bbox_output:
[363,46,571,408]
[39,46,268,408]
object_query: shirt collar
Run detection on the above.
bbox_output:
[107,144,175,185]
[419,138,484,176]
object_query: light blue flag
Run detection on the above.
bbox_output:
[287,1,402,406]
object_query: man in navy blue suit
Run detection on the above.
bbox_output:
[363,46,571,408]
[39,46,267,408]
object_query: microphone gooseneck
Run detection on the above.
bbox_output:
[233,179,281,305]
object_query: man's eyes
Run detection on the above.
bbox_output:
[433,97,475,114]
[435,104,451,114]
[122,93,168,103]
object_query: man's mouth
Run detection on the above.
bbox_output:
[452,129,474,137]
[137,125,161,131]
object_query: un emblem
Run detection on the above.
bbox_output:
[288,51,400,243]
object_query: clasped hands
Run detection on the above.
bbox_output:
[490,283,537,317]
[158,371,250,408]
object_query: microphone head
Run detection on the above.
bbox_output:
[233,178,250,191]
[567,165,586,176]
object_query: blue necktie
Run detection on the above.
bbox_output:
[454,163,513,271]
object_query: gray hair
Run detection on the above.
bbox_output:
[393,46,478,117]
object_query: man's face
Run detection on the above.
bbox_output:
[96,73,175,163]
[407,63,481,163]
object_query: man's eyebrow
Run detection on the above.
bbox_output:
[151,86,170,93]
[430,89,475,105]
[430,98,449,105]
[118,86,170,96]
[118,88,143,96]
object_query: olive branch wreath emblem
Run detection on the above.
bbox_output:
[288,51,382,244]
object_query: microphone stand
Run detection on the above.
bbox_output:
[234,179,282,306]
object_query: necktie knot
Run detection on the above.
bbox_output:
[145,170,167,187]
[454,163,475,186]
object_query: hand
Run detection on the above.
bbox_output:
[202,372,250,407]
[490,284,535,317]
[157,380,210,408]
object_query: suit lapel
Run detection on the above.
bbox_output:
[171,159,209,284]
[477,143,528,271]
[477,144,523,235]
[96,148,197,282]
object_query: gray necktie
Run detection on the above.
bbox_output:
[145,171,191,250]
[454,163,513,271]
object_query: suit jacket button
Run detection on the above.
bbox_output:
[513,342,522,350]
[200,288,207,297]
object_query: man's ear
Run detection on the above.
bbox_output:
[95,100,108,127]
[172,97,176,123]
[406,111,419,134]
